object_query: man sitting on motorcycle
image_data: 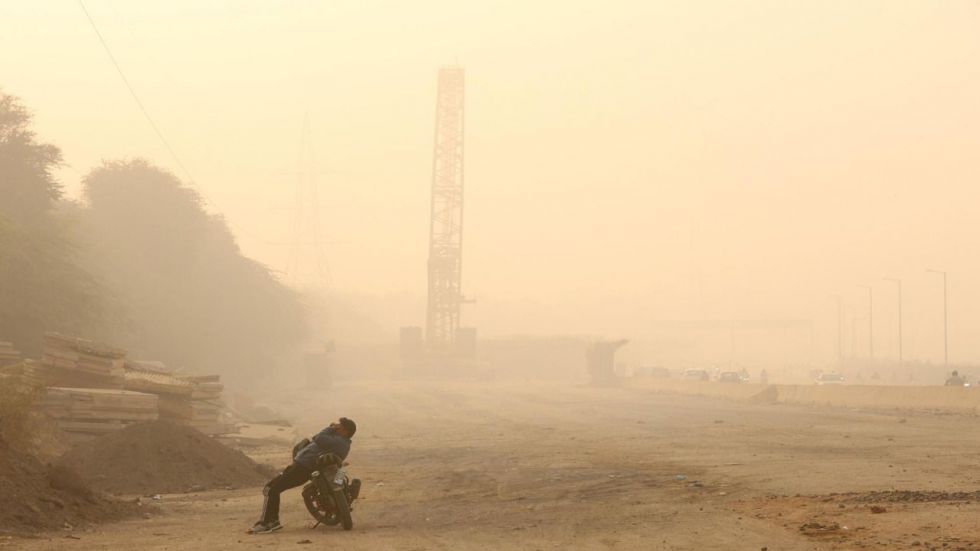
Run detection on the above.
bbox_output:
[250,417,356,534]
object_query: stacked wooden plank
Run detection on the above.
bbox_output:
[178,375,232,434]
[35,333,126,389]
[125,359,174,375]
[0,360,44,390]
[182,375,223,400]
[157,396,226,434]
[0,341,21,367]
[39,387,158,435]
[123,367,231,435]
[123,369,194,397]
[171,373,230,434]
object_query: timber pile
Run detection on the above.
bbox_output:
[182,374,223,400]
[122,367,231,435]
[178,375,232,434]
[39,387,158,436]
[125,359,174,375]
[165,374,228,434]
[0,341,21,367]
[0,360,43,390]
[35,333,126,389]
[157,397,226,435]
[123,369,194,397]
[17,332,232,437]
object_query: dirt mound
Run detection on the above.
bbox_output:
[844,490,980,504]
[0,440,136,535]
[57,421,268,495]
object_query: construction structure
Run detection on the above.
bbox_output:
[587,339,629,386]
[425,65,469,355]
[402,66,477,369]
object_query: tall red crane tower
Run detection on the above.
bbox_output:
[425,66,466,353]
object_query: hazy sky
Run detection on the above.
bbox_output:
[4,1,980,365]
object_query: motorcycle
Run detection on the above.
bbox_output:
[292,439,361,531]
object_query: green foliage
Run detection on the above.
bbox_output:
[79,159,308,380]
[0,93,104,355]
[0,94,63,223]
[0,216,105,353]
[0,92,308,384]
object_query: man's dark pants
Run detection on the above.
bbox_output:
[261,463,311,524]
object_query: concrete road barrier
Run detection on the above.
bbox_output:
[628,379,772,401]
[627,379,980,413]
[776,384,980,413]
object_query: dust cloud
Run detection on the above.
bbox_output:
[3,2,980,549]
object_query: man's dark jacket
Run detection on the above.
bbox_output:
[293,426,351,470]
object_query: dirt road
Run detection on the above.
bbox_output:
[8,381,980,550]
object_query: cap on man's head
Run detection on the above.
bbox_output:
[340,417,356,437]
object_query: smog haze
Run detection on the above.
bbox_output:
[4,1,980,368]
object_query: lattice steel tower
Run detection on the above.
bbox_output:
[425,66,466,352]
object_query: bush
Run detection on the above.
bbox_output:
[0,370,42,451]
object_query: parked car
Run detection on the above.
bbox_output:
[815,372,845,385]
[718,371,743,383]
[682,369,710,381]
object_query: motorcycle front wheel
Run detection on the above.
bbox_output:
[332,489,353,531]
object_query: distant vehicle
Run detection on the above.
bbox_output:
[637,366,670,378]
[682,369,710,381]
[945,371,966,387]
[718,371,743,383]
[815,373,845,385]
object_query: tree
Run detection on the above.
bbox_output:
[0,93,103,354]
[0,94,63,223]
[80,159,308,382]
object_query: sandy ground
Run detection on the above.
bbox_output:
[7,380,980,550]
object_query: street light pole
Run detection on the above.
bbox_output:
[927,269,948,366]
[884,277,902,365]
[836,296,843,365]
[857,284,873,361]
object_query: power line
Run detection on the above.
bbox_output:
[286,113,332,286]
[76,0,194,185]
[75,0,289,249]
